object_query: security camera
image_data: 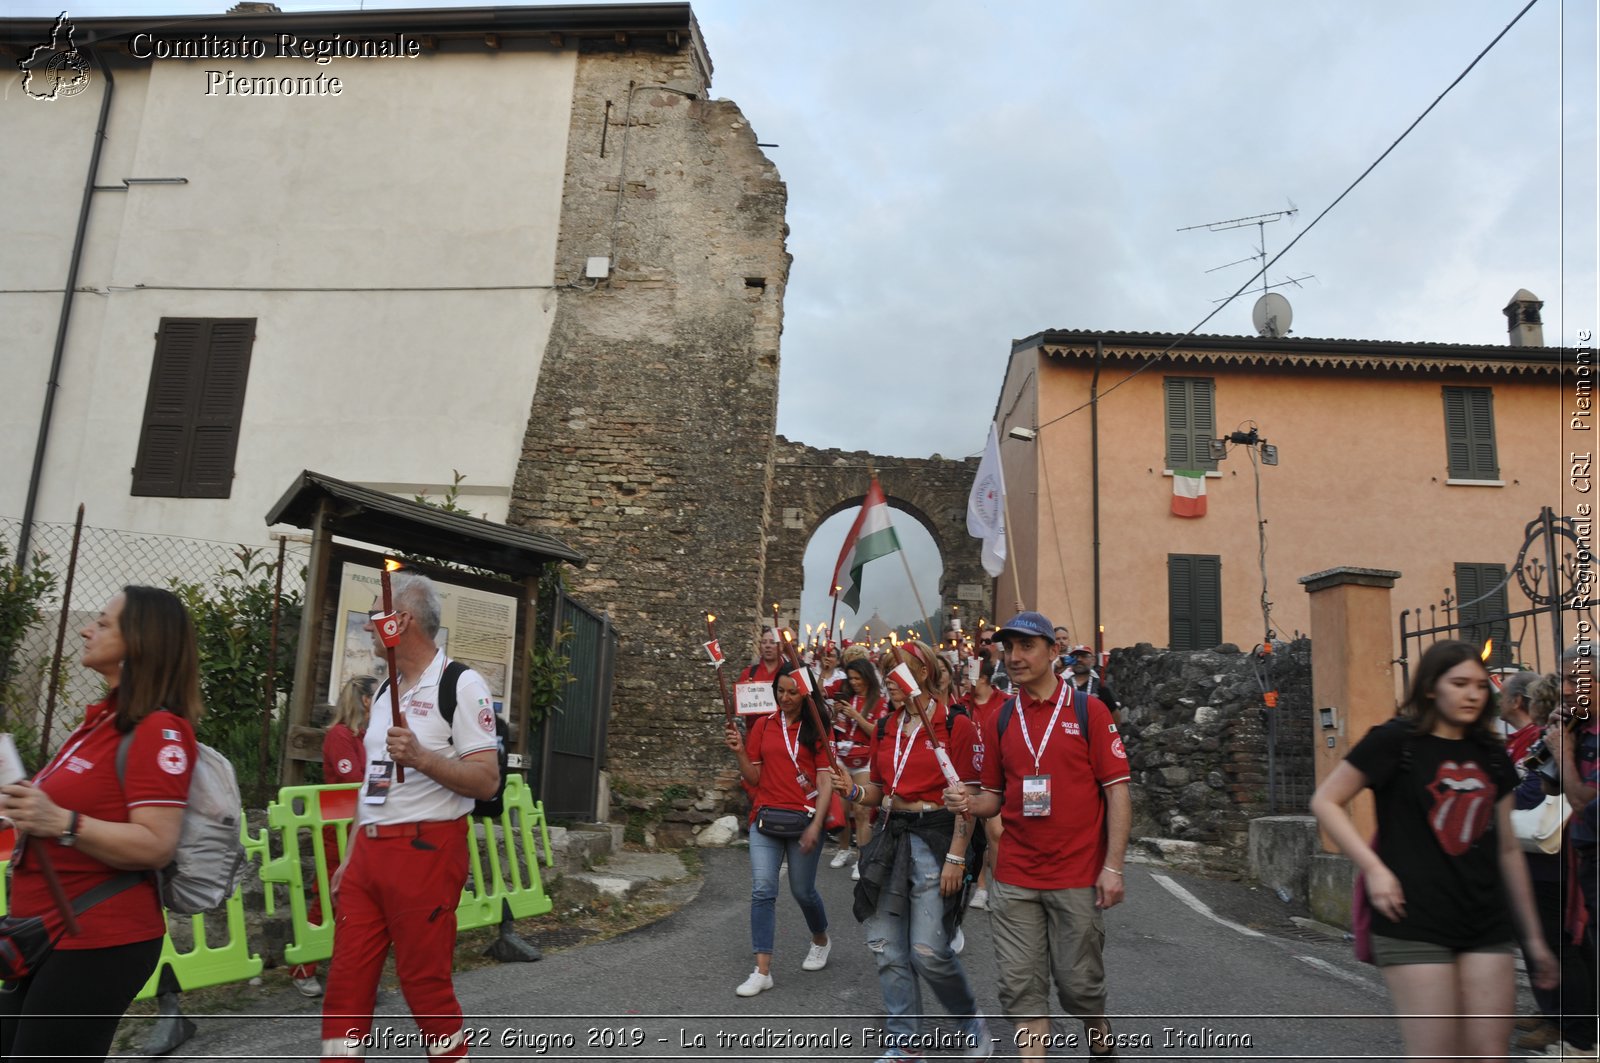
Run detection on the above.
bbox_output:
[1007,427,1038,442]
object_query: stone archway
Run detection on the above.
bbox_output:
[765,436,990,638]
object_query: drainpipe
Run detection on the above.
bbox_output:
[18,49,114,573]
[1091,339,1103,658]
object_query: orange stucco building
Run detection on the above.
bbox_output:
[992,292,1585,676]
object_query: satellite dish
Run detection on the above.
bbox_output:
[1252,292,1293,338]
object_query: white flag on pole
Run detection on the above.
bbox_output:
[967,424,1007,578]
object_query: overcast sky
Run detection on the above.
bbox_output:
[12,0,1596,634]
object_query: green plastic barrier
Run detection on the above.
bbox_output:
[457,775,553,930]
[263,778,554,963]
[133,815,268,999]
[257,783,360,967]
[0,824,14,913]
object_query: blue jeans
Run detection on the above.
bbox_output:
[748,826,828,956]
[863,832,982,1045]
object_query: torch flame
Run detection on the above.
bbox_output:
[1481,638,1493,661]
[706,613,716,622]
[781,629,793,643]
[384,559,402,572]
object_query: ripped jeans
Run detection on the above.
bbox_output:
[863,832,982,1046]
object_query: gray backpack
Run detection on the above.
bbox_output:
[117,726,248,915]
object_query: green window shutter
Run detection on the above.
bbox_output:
[1195,555,1222,647]
[1454,562,1510,667]
[1168,553,1222,650]
[1168,554,1193,650]
[1443,386,1498,479]
[131,318,254,499]
[1165,377,1217,472]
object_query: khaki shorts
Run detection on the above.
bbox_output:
[1370,933,1516,967]
[989,880,1106,1020]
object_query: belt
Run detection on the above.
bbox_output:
[361,822,425,838]
[888,806,951,820]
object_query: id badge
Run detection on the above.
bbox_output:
[1021,774,1052,817]
[363,760,394,805]
[797,772,819,801]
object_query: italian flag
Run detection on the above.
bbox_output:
[831,476,901,612]
[1171,470,1207,518]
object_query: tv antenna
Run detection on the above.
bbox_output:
[1179,207,1314,336]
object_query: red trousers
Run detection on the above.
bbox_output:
[320,818,469,1061]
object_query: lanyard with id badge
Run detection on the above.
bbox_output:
[778,718,818,803]
[364,690,397,805]
[1015,681,1072,816]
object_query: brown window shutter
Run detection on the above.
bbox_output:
[182,320,254,498]
[131,318,254,498]
[132,320,203,496]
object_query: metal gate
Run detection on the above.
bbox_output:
[537,593,617,822]
[1399,507,1595,686]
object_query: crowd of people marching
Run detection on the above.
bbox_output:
[727,612,1132,1060]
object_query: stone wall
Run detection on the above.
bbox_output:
[509,37,789,786]
[765,438,989,632]
[1113,638,1314,878]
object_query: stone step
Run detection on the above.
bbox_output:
[559,851,689,904]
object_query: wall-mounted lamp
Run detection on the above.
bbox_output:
[1007,426,1037,443]
[122,177,189,186]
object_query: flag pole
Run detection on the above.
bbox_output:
[874,472,935,642]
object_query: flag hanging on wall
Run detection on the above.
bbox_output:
[1171,470,1207,518]
[831,476,901,612]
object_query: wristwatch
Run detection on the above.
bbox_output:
[60,810,80,847]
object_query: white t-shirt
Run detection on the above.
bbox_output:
[360,649,499,825]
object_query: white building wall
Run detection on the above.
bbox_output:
[1,44,577,543]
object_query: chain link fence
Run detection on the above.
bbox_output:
[0,514,309,794]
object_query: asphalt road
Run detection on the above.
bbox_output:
[170,847,1544,1061]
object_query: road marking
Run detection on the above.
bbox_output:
[1150,872,1265,938]
[1296,955,1384,996]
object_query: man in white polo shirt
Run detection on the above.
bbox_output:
[321,573,499,1063]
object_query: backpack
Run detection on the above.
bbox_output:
[116,726,247,915]
[377,660,510,818]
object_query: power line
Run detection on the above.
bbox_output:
[1033,0,1541,434]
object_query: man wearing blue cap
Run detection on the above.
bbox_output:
[945,611,1130,1060]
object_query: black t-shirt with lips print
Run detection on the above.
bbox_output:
[1347,718,1518,949]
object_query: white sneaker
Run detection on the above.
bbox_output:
[734,969,773,997]
[851,861,861,881]
[968,888,989,910]
[1544,1043,1600,1060]
[950,927,965,954]
[291,975,323,998]
[802,939,832,971]
[830,848,855,869]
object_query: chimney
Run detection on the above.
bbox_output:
[1504,289,1544,347]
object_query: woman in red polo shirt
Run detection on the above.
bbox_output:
[829,657,888,874]
[831,641,989,1062]
[0,586,201,1063]
[723,663,833,998]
